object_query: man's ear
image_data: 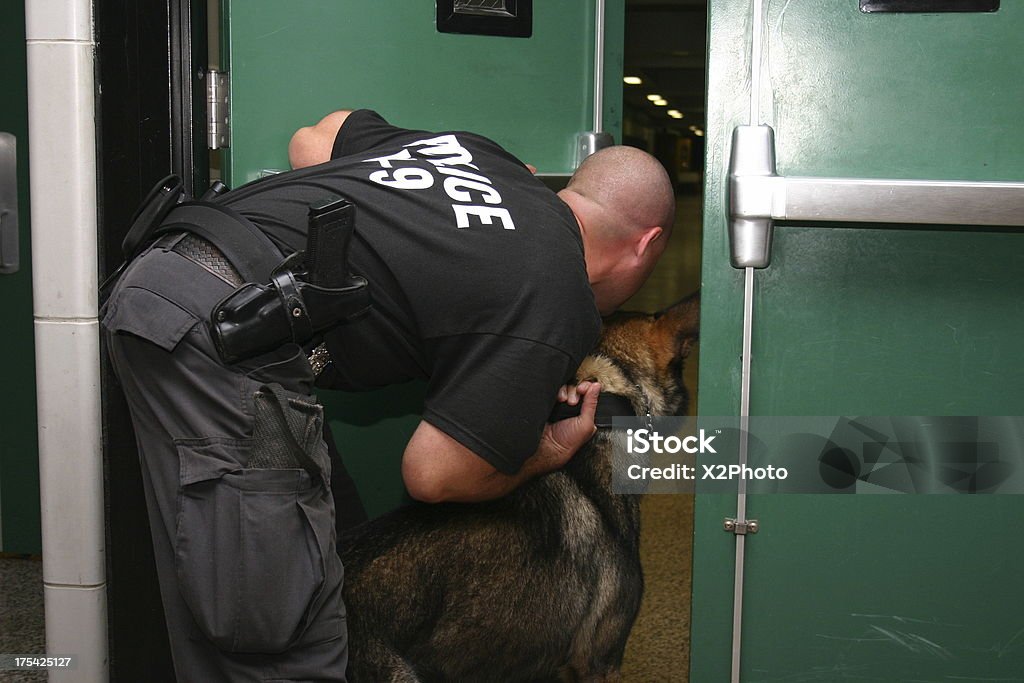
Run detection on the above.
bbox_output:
[635,225,664,259]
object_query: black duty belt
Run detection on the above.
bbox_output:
[155,202,285,284]
[169,232,244,288]
[103,174,371,367]
[101,175,265,300]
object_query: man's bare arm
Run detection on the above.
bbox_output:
[288,110,353,169]
[401,382,601,503]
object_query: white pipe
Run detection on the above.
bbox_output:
[25,0,108,681]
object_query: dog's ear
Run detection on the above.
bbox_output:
[655,290,700,359]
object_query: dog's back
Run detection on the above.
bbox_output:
[339,292,699,682]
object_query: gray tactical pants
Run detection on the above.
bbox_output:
[102,234,348,682]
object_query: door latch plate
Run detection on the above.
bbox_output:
[724,518,760,535]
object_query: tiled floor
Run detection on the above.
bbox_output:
[0,555,46,682]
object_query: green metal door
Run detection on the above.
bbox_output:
[221,1,624,516]
[694,1,1024,680]
[0,0,40,554]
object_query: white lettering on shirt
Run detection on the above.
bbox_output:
[368,167,434,190]
[452,205,516,230]
[364,134,516,230]
[443,177,502,205]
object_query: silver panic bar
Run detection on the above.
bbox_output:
[728,125,1024,268]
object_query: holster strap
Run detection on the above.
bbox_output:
[272,268,314,343]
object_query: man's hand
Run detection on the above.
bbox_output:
[532,380,601,474]
[401,382,600,503]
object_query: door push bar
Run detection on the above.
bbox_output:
[728,125,1024,268]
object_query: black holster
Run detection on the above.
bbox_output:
[210,197,370,364]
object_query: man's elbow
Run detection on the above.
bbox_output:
[402,421,510,503]
[401,456,452,504]
[288,109,354,169]
[288,126,319,169]
[401,447,506,503]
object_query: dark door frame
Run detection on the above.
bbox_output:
[95,0,207,679]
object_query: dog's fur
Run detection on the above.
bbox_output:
[338,291,699,682]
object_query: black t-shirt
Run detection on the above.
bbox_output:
[218,110,600,473]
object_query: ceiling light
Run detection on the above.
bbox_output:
[688,125,698,131]
[694,129,705,137]
[653,98,668,106]
[646,94,662,101]
[623,76,643,85]
[667,109,683,117]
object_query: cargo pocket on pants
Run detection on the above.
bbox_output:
[174,387,342,654]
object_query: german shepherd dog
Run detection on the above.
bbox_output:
[338,292,699,682]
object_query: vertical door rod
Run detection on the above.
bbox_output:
[729,1,768,681]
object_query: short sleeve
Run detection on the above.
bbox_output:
[331,109,429,160]
[422,334,577,475]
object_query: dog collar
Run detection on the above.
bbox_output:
[548,393,642,429]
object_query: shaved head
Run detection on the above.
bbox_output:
[565,145,675,241]
[558,146,677,315]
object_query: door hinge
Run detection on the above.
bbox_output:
[207,69,230,150]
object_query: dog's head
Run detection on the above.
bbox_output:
[577,290,699,418]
